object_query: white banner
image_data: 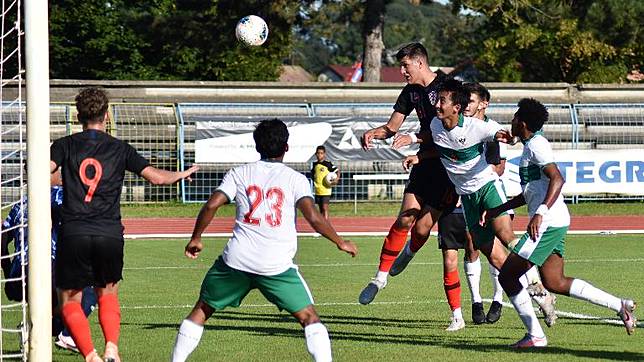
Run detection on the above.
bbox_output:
[502,149,644,196]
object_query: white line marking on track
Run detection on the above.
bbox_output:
[124,229,644,239]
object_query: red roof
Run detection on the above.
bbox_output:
[324,64,451,82]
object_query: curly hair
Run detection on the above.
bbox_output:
[516,98,548,132]
[254,119,289,159]
[75,87,109,125]
[438,78,469,113]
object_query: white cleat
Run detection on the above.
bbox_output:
[55,332,80,353]
[389,241,415,276]
[618,299,637,335]
[510,333,547,348]
[445,316,465,332]
[358,278,387,305]
[532,290,557,327]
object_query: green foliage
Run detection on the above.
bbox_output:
[49,0,296,80]
[455,0,643,83]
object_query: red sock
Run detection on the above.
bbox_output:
[444,269,461,311]
[378,225,409,272]
[62,302,95,357]
[98,294,121,345]
[409,229,429,253]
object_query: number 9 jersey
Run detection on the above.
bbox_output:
[50,129,150,238]
[216,160,313,276]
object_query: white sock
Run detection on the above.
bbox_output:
[452,307,463,320]
[509,289,545,338]
[304,323,332,362]
[464,257,482,303]
[488,264,504,302]
[525,266,541,285]
[171,319,204,362]
[375,271,388,283]
[569,279,622,312]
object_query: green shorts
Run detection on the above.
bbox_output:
[461,180,508,248]
[199,256,314,314]
[512,226,568,266]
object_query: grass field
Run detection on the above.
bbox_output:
[120,201,644,218]
[14,234,636,361]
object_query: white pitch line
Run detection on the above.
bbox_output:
[124,229,644,239]
[119,298,644,328]
[123,257,644,271]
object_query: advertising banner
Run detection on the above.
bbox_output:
[502,149,644,196]
[194,116,420,163]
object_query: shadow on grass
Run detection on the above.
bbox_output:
[132,310,644,361]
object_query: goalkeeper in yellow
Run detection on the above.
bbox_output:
[311,145,339,220]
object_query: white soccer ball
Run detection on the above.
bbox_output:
[235,15,269,46]
[323,172,338,188]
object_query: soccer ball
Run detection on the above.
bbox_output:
[323,172,338,188]
[235,15,269,46]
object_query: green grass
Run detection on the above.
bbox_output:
[2,234,637,360]
[120,200,644,218]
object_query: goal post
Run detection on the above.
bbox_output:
[25,0,51,360]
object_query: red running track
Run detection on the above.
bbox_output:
[123,215,644,235]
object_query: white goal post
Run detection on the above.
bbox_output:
[25,0,51,360]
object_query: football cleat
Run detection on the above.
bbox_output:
[617,299,637,335]
[472,302,486,324]
[486,301,503,324]
[55,332,80,353]
[510,333,547,348]
[389,241,414,276]
[358,278,387,305]
[446,316,465,332]
[532,291,557,327]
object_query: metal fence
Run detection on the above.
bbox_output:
[1,102,643,204]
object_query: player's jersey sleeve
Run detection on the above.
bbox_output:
[393,85,413,116]
[216,168,238,202]
[482,119,503,142]
[123,142,151,175]
[530,136,555,167]
[294,172,314,203]
[50,137,66,168]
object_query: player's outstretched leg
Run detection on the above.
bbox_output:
[98,288,121,362]
[497,250,547,348]
[390,207,436,277]
[171,300,213,362]
[359,222,410,304]
[540,253,638,335]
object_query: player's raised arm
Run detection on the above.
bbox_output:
[361,112,405,150]
[185,190,229,259]
[141,164,199,185]
[296,196,357,257]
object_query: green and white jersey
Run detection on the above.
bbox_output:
[520,132,570,227]
[430,114,502,195]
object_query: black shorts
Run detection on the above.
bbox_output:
[55,234,124,290]
[315,195,330,206]
[437,212,467,250]
[404,159,458,213]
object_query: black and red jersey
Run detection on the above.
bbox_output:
[393,74,446,153]
[50,129,150,238]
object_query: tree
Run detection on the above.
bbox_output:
[453,0,643,83]
[362,0,387,82]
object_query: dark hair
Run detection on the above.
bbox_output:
[516,98,548,132]
[254,119,289,159]
[316,145,326,152]
[463,82,490,102]
[438,78,469,113]
[75,87,109,125]
[395,42,428,63]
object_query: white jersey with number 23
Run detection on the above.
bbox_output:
[216,160,313,276]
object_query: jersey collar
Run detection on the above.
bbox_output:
[457,113,464,127]
[521,130,544,145]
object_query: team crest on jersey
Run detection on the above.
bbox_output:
[458,137,466,144]
[428,90,438,106]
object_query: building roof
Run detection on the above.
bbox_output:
[322,64,454,82]
[279,65,313,82]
